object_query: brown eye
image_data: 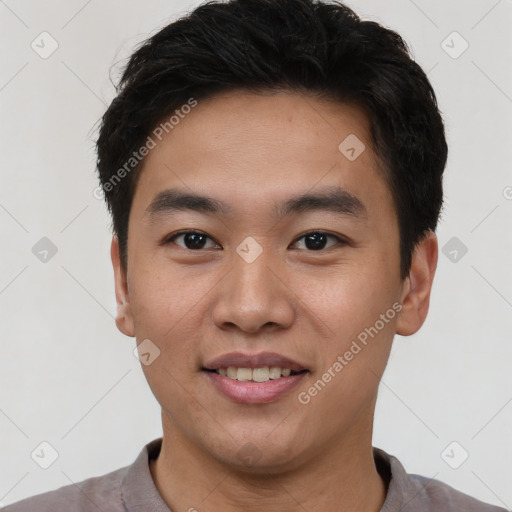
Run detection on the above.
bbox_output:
[166,231,219,250]
[163,230,346,252]
[291,231,346,251]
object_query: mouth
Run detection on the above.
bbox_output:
[201,351,310,404]
[202,366,308,382]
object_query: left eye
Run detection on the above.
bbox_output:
[291,231,344,251]
[164,230,345,251]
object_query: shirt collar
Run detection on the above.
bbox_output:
[121,437,415,512]
[121,437,171,511]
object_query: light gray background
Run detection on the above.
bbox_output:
[1,0,511,508]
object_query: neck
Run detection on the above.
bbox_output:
[150,405,387,512]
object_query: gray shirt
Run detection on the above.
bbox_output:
[2,437,508,511]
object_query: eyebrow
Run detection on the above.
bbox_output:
[144,186,367,222]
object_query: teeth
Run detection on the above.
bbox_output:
[218,366,297,382]
[252,367,269,382]
[269,366,282,379]
[237,368,252,381]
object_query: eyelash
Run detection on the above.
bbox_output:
[163,230,348,251]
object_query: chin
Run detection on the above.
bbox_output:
[207,431,308,475]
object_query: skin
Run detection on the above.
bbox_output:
[111,89,438,512]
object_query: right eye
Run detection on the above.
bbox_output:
[164,230,220,251]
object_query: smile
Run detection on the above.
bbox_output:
[202,367,308,404]
[207,366,305,382]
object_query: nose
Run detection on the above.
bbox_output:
[211,246,295,334]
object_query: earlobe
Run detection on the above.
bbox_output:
[395,230,438,337]
[111,235,135,337]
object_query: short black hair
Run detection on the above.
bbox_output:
[96,0,448,280]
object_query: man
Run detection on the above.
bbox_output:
[4,0,507,510]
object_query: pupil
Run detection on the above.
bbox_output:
[185,233,206,249]
[305,233,326,250]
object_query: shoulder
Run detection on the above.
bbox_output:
[405,472,509,512]
[1,465,128,512]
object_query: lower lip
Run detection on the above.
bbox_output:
[202,370,308,404]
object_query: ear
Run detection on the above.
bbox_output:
[111,235,135,337]
[395,230,438,336]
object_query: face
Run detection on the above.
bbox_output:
[111,90,437,472]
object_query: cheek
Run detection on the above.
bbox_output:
[295,262,399,410]
[297,257,397,342]
[128,256,209,335]
[128,267,208,413]
[127,270,199,382]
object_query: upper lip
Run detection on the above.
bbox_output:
[203,351,308,372]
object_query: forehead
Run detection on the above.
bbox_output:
[130,89,393,224]
[157,89,375,162]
